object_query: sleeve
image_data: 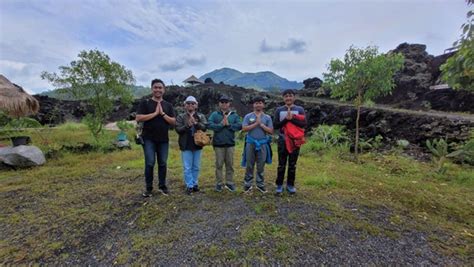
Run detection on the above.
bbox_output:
[175,114,187,134]
[165,102,176,117]
[273,107,288,130]
[195,113,207,131]
[242,114,250,127]
[290,107,307,128]
[230,113,242,132]
[208,112,224,132]
[266,115,273,129]
[136,100,147,115]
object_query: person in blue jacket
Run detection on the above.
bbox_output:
[208,95,242,192]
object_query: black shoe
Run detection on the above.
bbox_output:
[243,185,252,193]
[257,185,267,193]
[192,185,200,192]
[185,187,193,195]
[215,184,223,192]
[142,190,152,197]
[158,186,169,195]
[225,183,236,192]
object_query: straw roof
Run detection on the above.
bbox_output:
[183,75,203,84]
[0,74,40,117]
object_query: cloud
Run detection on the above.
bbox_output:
[260,38,307,54]
[0,60,50,94]
[0,0,468,92]
[160,56,206,72]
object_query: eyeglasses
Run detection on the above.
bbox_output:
[185,102,196,105]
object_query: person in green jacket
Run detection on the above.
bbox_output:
[208,95,242,192]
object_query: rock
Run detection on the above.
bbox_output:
[115,140,131,149]
[301,77,327,97]
[33,82,474,147]
[303,77,323,89]
[204,77,214,84]
[0,145,46,167]
[375,43,473,113]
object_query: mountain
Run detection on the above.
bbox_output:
[199,67,303,91]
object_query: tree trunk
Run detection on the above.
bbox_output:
[355,90,362,163]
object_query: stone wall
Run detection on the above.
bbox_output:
[34,85,473,146]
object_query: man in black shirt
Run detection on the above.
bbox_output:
[136,79,176,197]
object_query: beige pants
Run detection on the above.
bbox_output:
[214,146,235,185]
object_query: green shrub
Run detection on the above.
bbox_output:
[426,138,449,174]
[359,135,384,152]
[447,133,474,166]
[300,124,349,154]
[117,120,134,132]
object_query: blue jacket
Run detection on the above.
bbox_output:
[241,135,272,167]
[208,110,242,147]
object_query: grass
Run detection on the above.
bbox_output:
[0,124,473,264]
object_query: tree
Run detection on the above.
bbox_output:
[41,50,135,139]
[323,45,404,161]
[440,0,473,91]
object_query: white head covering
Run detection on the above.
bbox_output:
[184,96,198,104]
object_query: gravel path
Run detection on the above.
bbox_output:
[58,190,461,265]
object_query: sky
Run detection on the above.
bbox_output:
[0,0,470,94]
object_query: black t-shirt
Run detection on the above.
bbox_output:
[137,99,175,143]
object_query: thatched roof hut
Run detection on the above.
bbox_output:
[0,75,40,117]
[183,75,203,87]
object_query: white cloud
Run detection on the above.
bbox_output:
[0,0,469,92]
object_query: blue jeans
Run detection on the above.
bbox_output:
[181,150,202,188]
[143,138,169,191]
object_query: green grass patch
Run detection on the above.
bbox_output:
[0,124,473,264]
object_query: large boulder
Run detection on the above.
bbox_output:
[375,43,473,113]
[0,145,46,168]
[300,77,327,97]
[377,43,434,106]
[303,77,323,89]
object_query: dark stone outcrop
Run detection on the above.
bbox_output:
[204,77,214,84]
[429,51,456,85]
[376,43,473,113]
[300,77,328,98]
[377,43,434,107]
[34,84,473,147]
[304,100,473,146]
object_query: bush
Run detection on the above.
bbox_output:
[300,124,349,154]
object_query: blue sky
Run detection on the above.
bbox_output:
[0,0,469,93]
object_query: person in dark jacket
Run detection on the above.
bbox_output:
[136,79,176,197]
[273,89,307,195]
[175,96,207,195]
[208,95,242,192]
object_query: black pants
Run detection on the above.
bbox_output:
[276,141,300,187]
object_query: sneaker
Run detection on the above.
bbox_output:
[275,185,283,194]
[243,185,253,193]
[192,185,200,192]
[158,186,169,196]
[257,185,267,193]
[142,190,152,197]
[225,183,236,192]
[215,184,223,192]
[185,187,193,195]
[286,185,296,195]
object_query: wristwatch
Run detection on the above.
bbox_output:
[160,113,166,117]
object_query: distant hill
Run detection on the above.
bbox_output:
[40,85,150,100]
[199,67,303,91]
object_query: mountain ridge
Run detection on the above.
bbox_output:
[199,67,303,91]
